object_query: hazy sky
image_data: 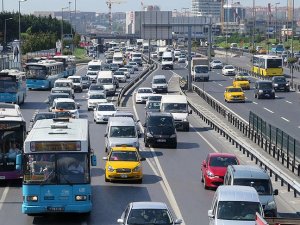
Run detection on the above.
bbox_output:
[2,0,300,14]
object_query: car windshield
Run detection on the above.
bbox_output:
[55,111,72,118]
[129,62,137,66]
[148,96,162,101]
[148,116,173,127]
[98,78,113,84]
[153,78,166,84]
[225,66,234,69]
[35,113,55,121]
[235,77,248,81]
[119,68,127,72]
[209,156,238,167]
[56,102,75,110]
[90,85,104,91]
[70,78,81,83]
[109,151,138,161]
[217,201,262,221]
[114,71,124,75]
[195,66,208,73]
[258,82,272,89]
[51,89,71,95]
[23,153,89,184]
[239,72,249,76]
[90,94,105,99]
[147,102,161,109]
[88,65,101,71]
[97,105,115,111]
[273,77,286,82]
[162,103,187,113]
[55,82,72,88]
[81,76,89,81]
[138,89,152,93]
[109,126,136,138]
[227,88,242,92]
[233,179,272,195]
[127,208,172,225]
[213,61,222,64]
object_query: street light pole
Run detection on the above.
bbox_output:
[291,0,294,55]
[61,6,68,54]
[275,3,280,42]
[19,0,27,43]
[4,17,13,46]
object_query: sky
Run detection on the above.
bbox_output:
[2,0,300,14]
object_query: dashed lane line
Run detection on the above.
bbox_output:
[253,102,258,105]
[263,107,274,114]
[218,83,223,87]
[281,117,290,122]
[0,187,9,211]
[285,100,292,104]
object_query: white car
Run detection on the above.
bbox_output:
[178,55,186,63]
[88,84,106,97]
[135,87,153,104]
[50,98,80,119]
[114,71,127,83]
[151,52,157,58]
[210,60,223,69]
[118,68,130,78]
[87,93,107,111]
[129,62,139,71]
[222,65,236,76]
[93,102,117,123]
[125,65,135,74]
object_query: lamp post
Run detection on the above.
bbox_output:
[291,0,294,55]
[182,8,189,42]
[18,0,27,43]
[4,18,13,46]
[2,0,4,12]
[275,2,280,42]
[252,0,256,52]
[61,6,69,54]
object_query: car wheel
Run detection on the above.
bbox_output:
[170,143,177,149]
[185,125,189,132]
[254,94,257,98]
[201,172,204,183]
[203,176,208,189]
[137,178,143,184]
[104,175,109,182]
[144,140,149,147]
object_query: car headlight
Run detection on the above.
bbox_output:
[264,201,276,210]
[183,118,188,122]
[108,165,114,172]
[274,83,278,87]
[146,132,153,137]
[258,90,263,93]
[206,170,214,177]
[170,134,177,138]
[271,90,275,93]
[26,196,38,202]
[286,83,290,86]
[133,164,142,172]
[75,195,87,201]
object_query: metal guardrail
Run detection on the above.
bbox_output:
[189,83,300,197]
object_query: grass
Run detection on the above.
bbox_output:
[74,48,87,60]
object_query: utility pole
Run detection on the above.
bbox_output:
[291,0,294,55]
[275,3,280,42]
[61,6,69,54]
[188,25,192,92]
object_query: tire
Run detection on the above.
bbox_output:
[170,143,177,149]
[137,178,143,184]
[144,140,149,147]
[104,174,109,182]
[254,94,257,98]
[201,173,204,182]
[203,176,208,190]
[185,125,189,132]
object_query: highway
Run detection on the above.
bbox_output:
[0,57,299,225]
[174,59,300,142]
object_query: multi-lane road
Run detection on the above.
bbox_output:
[0,56,299,225]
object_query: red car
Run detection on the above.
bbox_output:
[201,153,239,189]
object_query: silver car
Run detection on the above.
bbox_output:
[117,202,182,225]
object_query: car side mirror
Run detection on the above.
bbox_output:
[189,109,192,114]
[104,133,108,137]
[273,189,278,196]
[91,155,97,166]
[174,219,183,224]
[102,156,108,161]
[117,218,124,224]
[140,157,146,161]
[202,160,206,168]
[208,210,214,218]
[30,119,34,122]
[77,105,80,109]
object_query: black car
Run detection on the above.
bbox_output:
[144,112,177,148]
[272,76,290,92]
[254,80,275,99]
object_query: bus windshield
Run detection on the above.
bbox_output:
[267,59,282,68]
[25,65,47,79]
[0,122,24,170]
[88,65,101,71]
[0,81,17,93]
[23,153,89,184]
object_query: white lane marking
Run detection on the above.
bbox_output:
[217,73,220,75]
[285,100,292,104]
[132,92,185,225]
[253,102,258,105]
[212,81,216,83]
[229,77,233,80]
[218,83,223,87]
[0,187,9,211]
[263,107,274,114]
[281,117,290,122]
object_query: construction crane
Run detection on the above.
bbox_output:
[106,0,125,33]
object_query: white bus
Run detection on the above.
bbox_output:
[87,60,102,82]
[18,118,97,215]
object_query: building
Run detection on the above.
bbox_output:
[191,0,221,20]
[223,2,246,23]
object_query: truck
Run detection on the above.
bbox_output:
[142,42,149,53]
[161,51,174,70]
[157,46,167,61]
[136,39,143,50]
[191,57,210,82]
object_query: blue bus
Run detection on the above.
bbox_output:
[53,55,76,78]
[0,103,26,180]
[25,60,65,90]
[17,118,97,215]
[271,44,284,54]
[0,69,27,104]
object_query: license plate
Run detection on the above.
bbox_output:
[0,176,5,180]
[157,139,166,143]
[47,207,65,212]
[120,174,127,178]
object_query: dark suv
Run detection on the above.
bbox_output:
[144,112,177,148]
[254,80,275,99]
[272,76,290,92]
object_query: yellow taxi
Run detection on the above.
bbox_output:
[258,48,267,54]
[232,76,250,90]
[224,86,245,103]
[103,147,145,183]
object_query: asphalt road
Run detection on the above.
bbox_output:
[0,57,298,225]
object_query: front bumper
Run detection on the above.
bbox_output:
[152,87,168,93]
[227,97,245,102]
[204,175,224,188]
[257,93,275,99]
[106,171,142,181]
[94,115,110,123]
[145,136,177,147]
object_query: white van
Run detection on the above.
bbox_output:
[87,60,102,82]
[208,185,264,225]
[113,52,124,67]
[97,71,116,96]
[161,51,174,70]
[54,79,74,97]
[131,52,143,66]
[160,95,191,131]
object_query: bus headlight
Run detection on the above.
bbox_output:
[75,195,87,201]
[27,195,38,202]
